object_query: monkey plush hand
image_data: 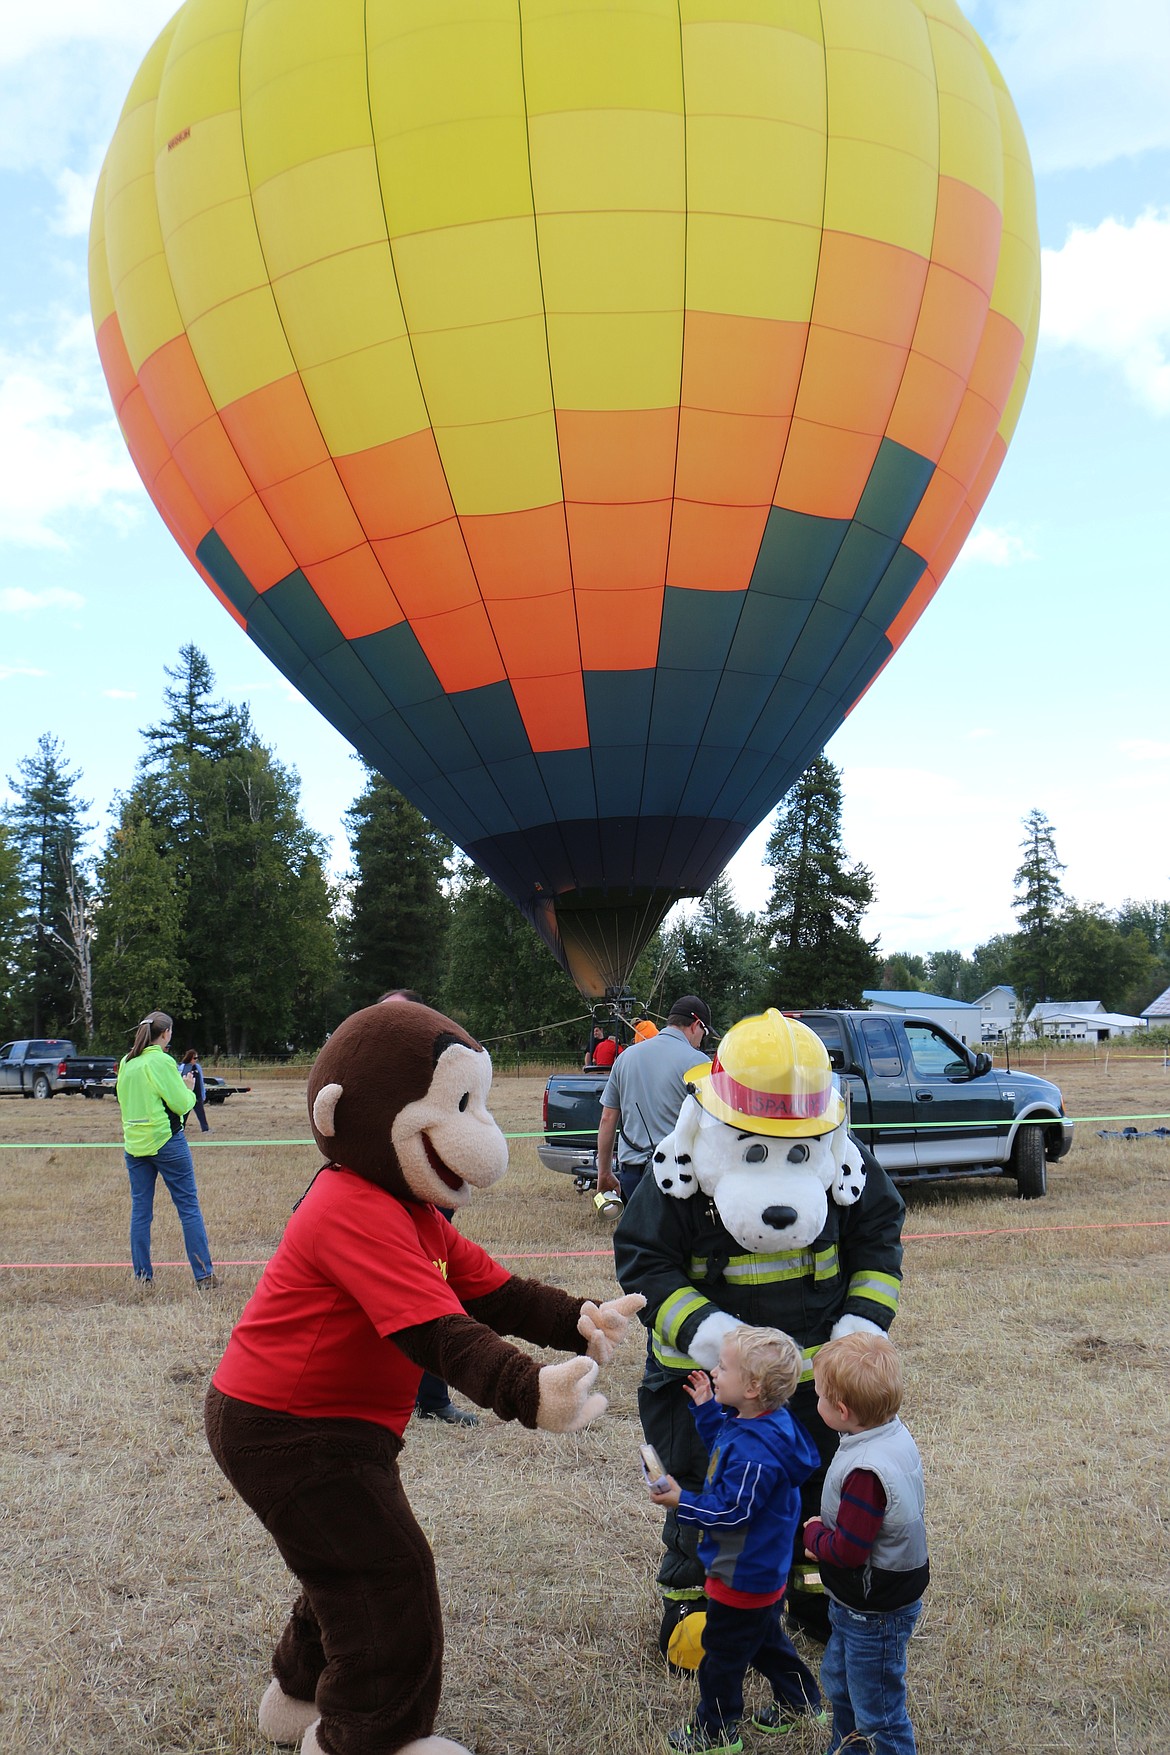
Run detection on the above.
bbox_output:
[536,1356,608,1432]
[577,1292,647,1366]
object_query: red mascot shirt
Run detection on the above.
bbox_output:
[213,1165,509,1433]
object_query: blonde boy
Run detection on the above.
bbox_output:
[649,1325,826,1754]
[804,1333,928,1755]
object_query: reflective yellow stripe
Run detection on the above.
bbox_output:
[847,1270,901,1313]
[656,1286,711,1350]
[688,1246,839,1286]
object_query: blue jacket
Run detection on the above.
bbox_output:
[675,1398,820,1596]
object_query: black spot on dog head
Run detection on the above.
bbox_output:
[679,1172,693,1184]
[677,1153,691,1166]
[654,1150,666,1164]
[661,1177,674,1190]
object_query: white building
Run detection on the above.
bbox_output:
[972,984,1019,1041]
[861,991,984,1049]
[1141,984,1170,1030]
[1024,1000,1144,1041]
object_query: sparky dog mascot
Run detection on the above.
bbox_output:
[206,1001,644,1755]
[613,1010,905,1654]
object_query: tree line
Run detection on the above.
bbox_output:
[2,652,1166,1055]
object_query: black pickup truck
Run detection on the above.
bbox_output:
[539,1009,1073,1200]
[0,1038,119,1099]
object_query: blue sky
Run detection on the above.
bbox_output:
[1,0,1167,959]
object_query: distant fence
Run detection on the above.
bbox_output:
[993,1042,1170,1073]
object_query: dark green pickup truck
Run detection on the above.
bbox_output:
[539,1009,1073,1200]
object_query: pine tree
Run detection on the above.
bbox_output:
[131,648,340,1053]
[1010,809,1066,1009]
[0,822,23,1038]
[759,756,880,1008]
[5,734,90,1036]
[91,796,192,1046]
[667,873,767,1024]
[440,861,583,1054]
[340,770,451,1008]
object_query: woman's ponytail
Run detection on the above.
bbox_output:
[125,1011,173,1061]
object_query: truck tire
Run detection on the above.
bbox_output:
[1012,1122,1047,1199]
[32,1074,53,1100]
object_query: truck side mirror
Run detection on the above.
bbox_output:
[972,1051,992,1077]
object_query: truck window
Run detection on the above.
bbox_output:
[26,1040,66,1059]
[859,1017,902,1078]
[903,1022,967,1080]
[800,1016,844,1070]
[0,1044,11,1059]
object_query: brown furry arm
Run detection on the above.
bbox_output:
[461,1273,589,1355]
[394,1314,543,1427]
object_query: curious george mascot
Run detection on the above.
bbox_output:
[613,1009,905,1658]
[206,1001,644,1755]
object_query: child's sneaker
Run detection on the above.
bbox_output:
[665,1721,743,1754]
[749,1700,829,1734]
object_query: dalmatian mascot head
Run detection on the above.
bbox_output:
[652,1009,867,1252]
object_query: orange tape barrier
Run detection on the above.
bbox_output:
[3,1217,1169,1272]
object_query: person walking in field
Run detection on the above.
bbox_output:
[116,1010,219,1289]
[180,1046,211,1133]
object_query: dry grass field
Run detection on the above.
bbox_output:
[2,1057,1168,1754]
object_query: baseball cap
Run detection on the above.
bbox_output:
[668,995,712,1032]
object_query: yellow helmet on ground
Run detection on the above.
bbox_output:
[687,1010,845,1138]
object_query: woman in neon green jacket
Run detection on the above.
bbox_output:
[116,1010,218,1288]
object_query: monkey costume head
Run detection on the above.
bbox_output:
[307,1001,508,1209]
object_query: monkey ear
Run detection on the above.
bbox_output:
[313,1082,343,1138]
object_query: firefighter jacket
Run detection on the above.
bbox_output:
[613,1140,905,1386]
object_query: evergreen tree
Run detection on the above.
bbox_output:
[1010,809,1066,1009]
[340,769,451,1007]
[92,796,192,1046]
[0,822,23,1038]
[5,734,90,1036]
[667,874,767,1024]
[440,861,583,1054]
[131,648,340,1052]
[759,757,880,1008]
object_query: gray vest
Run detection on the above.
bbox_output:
[821,1416,927,1579]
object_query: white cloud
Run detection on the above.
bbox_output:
[0,313,143,548]
[955,524,1037,569]
[102,688,137,700]
[0,3,177,67]
[0,664,49,681]
[1040,210,1170,415]
[975,1,1170,173]
[0,586,83,614]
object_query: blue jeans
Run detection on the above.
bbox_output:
[821,1598,921,1755]
[125,1132,214,1282]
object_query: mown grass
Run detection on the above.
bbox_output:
[1,1064,1168,1753]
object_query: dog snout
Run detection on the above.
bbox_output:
[762,1204,799,1231]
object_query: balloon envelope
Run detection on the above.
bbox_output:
[90,0,1039,997]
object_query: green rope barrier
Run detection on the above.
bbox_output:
[2,1112,1170,1151]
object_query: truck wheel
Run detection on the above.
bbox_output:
[32,1074,53,1100]
[1012,1123,1047,1199]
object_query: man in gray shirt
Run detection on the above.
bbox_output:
[595,996,712,1205]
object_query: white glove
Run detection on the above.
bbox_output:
[829,1314,883,1342]
[689,1309,741,1370]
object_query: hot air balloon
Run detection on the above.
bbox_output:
[90,0,1039,998]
